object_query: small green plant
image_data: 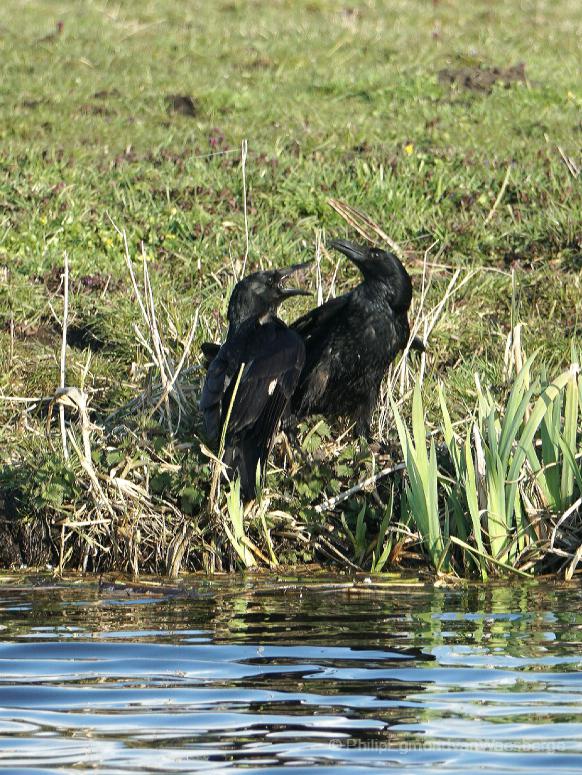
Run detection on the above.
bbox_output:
[341,502,368,566]
[391,383,448,572]
[370,489,395,573]
[224,478,256,568]
[388,356,581,578]
[473,359,574,564]
[525,362,581,513]
[440,389,488,580]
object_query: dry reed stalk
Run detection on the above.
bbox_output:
[315,229,324,306]
[503,324,518,381]
[59,252,69,460]
[56,387,96,467]
[105,365,201,426]
[141,247,174,427]
[148,308,199,419]
[315,534,362,569]
[556,146,579,178]
[325,253,341,302]
[394,263,478,394]
[393,241,440,398]
[208,361,246,511]
[166,523,197,578]
[550,495,582,553]
[376,262,472,437]
[66,429,115,518]
[315,462,406,513]
[107,220,197,432]
[484,162,512,225]
[327,198,406,259]
[0,395,55,404]
[9,313,14,367]
[240,138,249,278]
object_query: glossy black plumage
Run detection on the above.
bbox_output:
[199,264,308,500]
[291,239,419,438]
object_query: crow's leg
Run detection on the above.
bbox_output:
[355,392,375,440]
[279,413,311,467]
[355,390,390,453]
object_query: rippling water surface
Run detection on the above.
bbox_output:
[1,574,581,773]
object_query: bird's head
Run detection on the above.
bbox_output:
[228,261,311,328]
[329,238,413,311]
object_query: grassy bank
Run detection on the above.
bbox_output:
[0,0,580,576]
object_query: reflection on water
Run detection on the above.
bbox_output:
[0,575,581,773]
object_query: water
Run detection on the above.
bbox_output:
[1,574,582,773]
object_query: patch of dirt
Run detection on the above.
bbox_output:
[503,234,581,271]
[78,274,114,292]
[438,62,526,93]
[38,266,65,293]
[41,147,66,163]
[7,321,56,346]
[562,252,582,272]
[37,20,64,44]
[112,147,206,170]
[449,191,476,210]
[79,103,114,116]
[21,98,46,109]
[503,249,538,271]
[166,94,198,117]
[208,127,228,148]
[93,88,121,99]
[256,151,278,168]
[108,140,248,170]
[39,267,118,295]
[240,50,274,70]
[5,316,106,352]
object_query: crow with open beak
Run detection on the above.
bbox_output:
[200,262,310,500]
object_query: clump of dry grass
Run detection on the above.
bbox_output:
[29,245,208,576]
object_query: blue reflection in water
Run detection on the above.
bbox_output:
[0,577,581,773]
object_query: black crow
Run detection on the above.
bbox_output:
[200,263,309,500]
[290,239,422,439]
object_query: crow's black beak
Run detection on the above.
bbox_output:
[328,238,368,266]
[276,260,312,298]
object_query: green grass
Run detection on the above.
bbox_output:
[0,0,580,575]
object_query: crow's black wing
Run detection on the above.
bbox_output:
[224,322,304,436]
[227,377,292,500]
[200,317,305,498]
[289,293,355,411]
[199,342,235,443]
[291,293,350,341]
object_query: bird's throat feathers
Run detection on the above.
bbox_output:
[227,288,269,330]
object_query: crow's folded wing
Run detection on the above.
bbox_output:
[199,343,233,442]
[200,320,304,444]
[291,293,350,341]
[200,319,305,499]
[225,323,305,437]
